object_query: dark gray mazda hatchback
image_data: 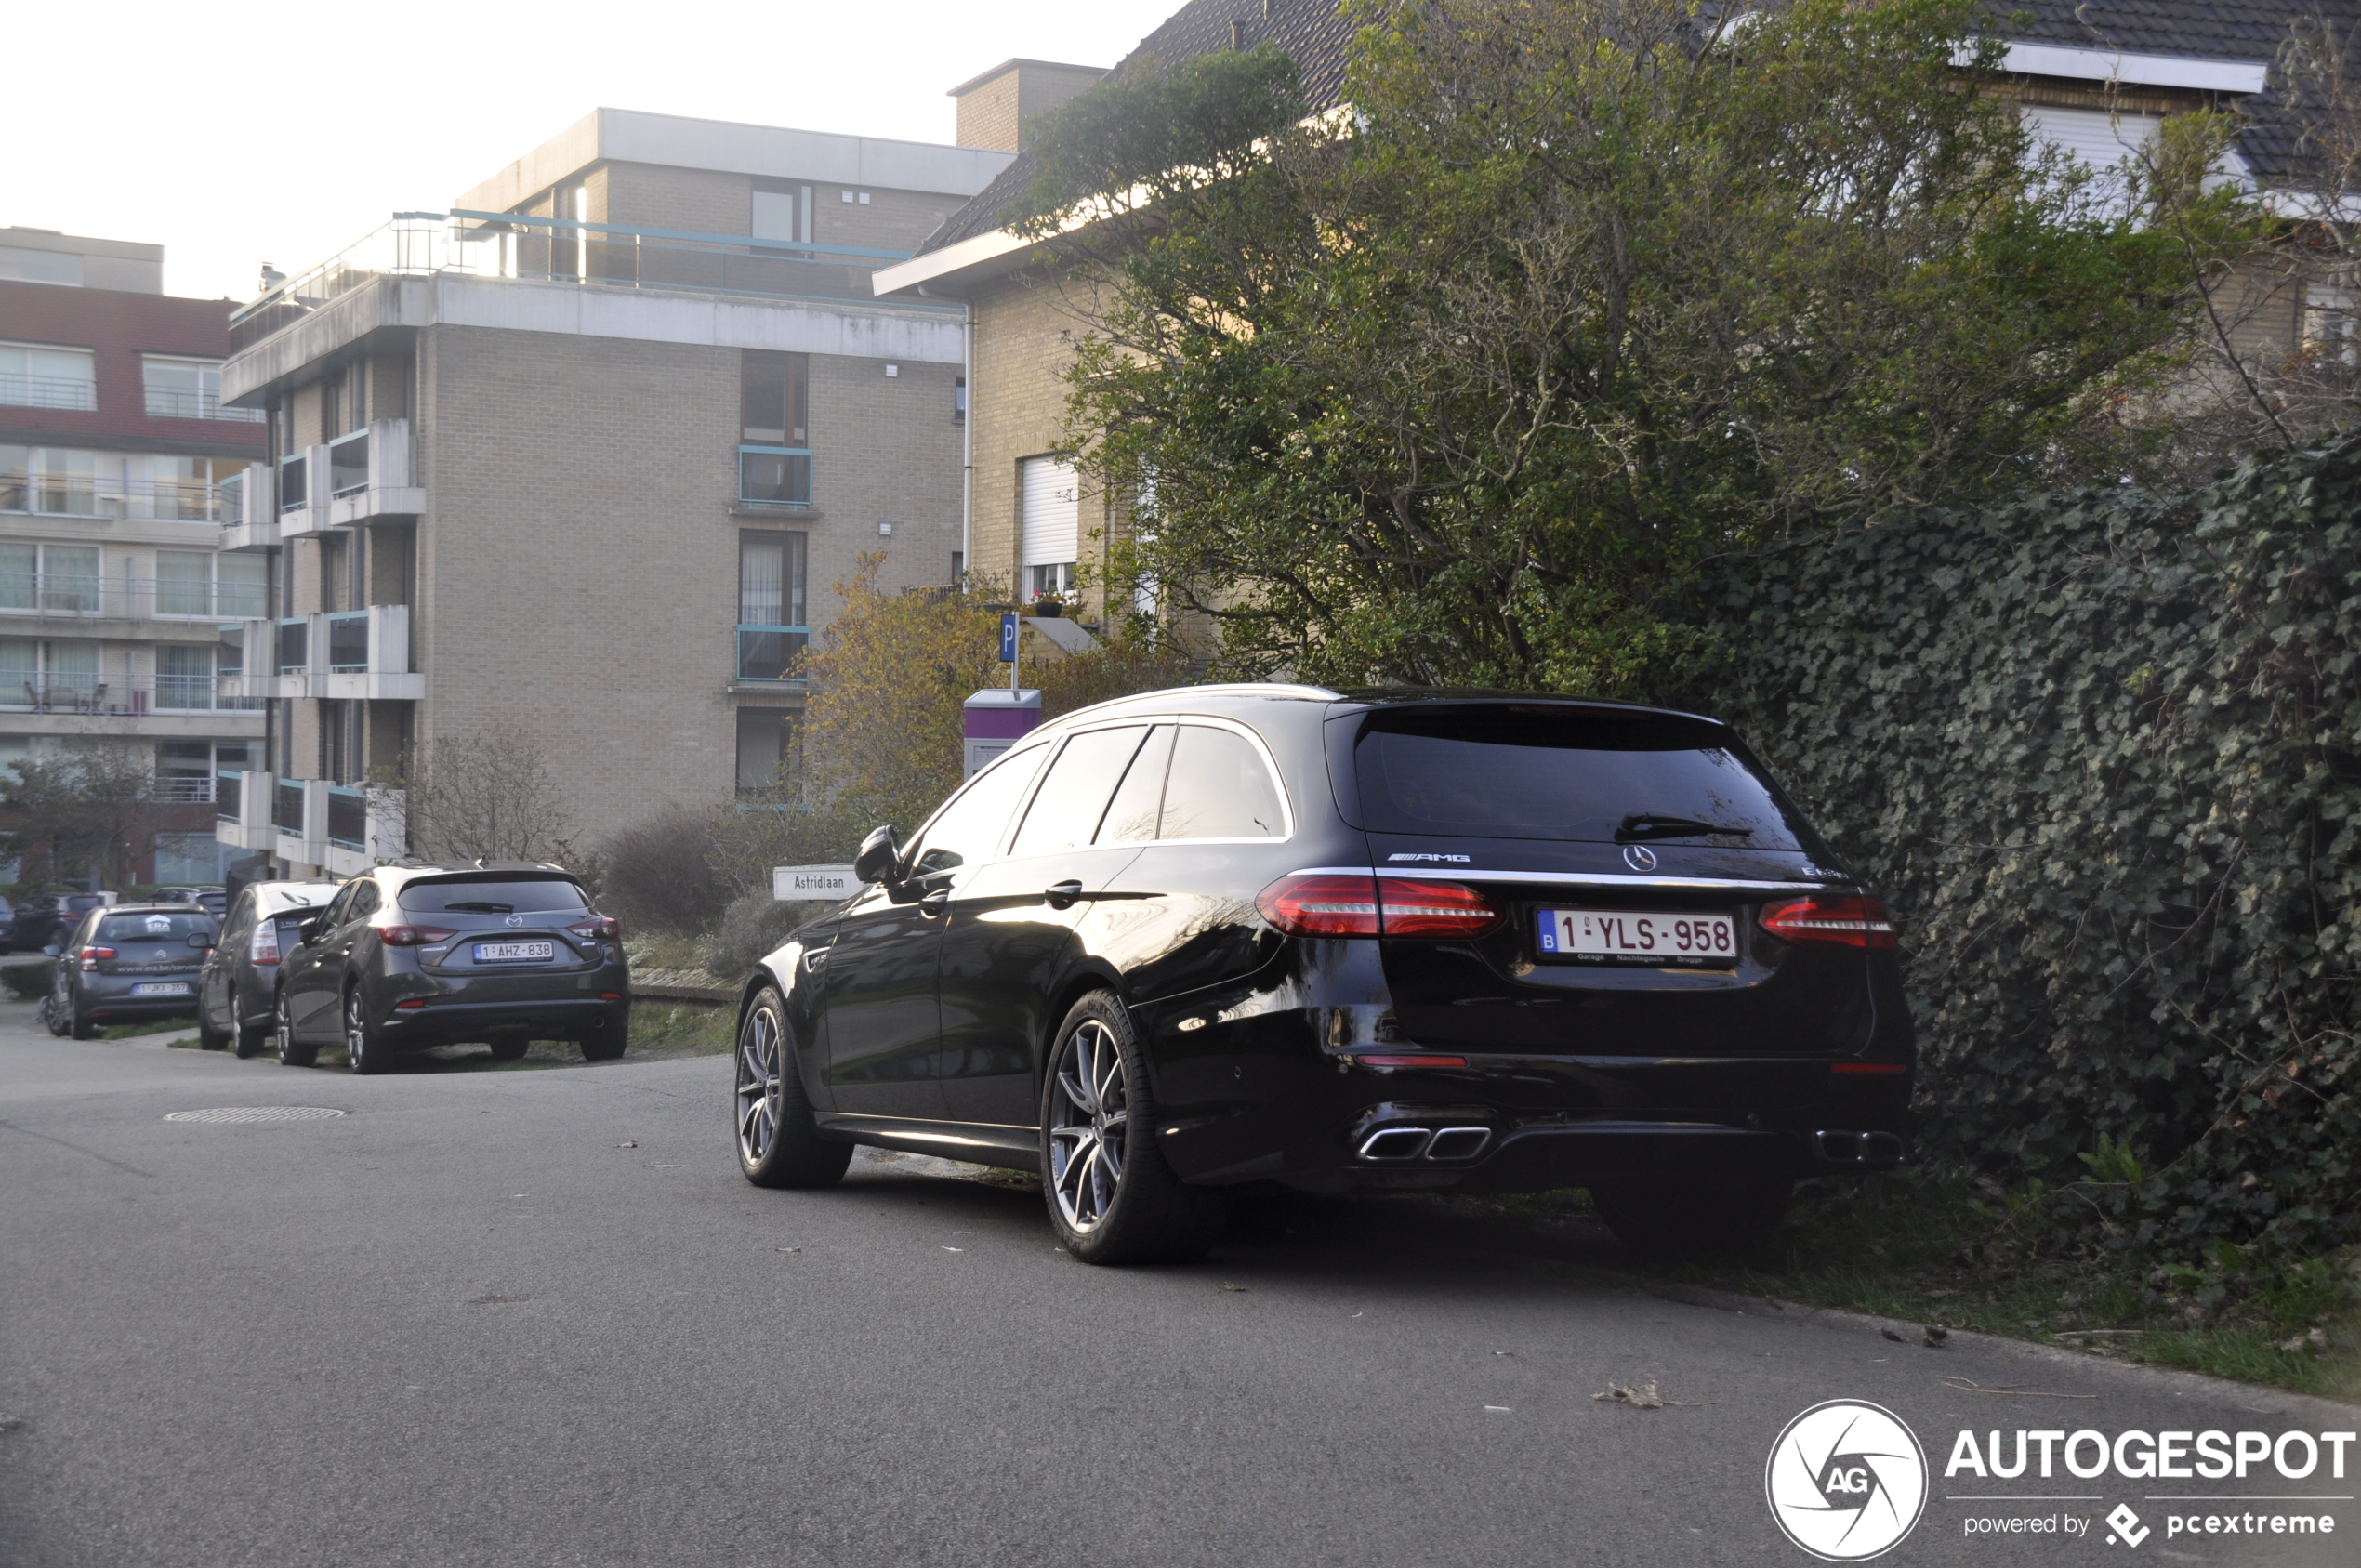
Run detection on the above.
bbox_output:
[731,686,1911,1263]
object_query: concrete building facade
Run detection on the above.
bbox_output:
[215,110,1012,878]
[0,226,267,884]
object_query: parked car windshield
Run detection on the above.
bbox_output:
[396,878,589,915]
[96,911,215,942]
[1348,705,1812,849]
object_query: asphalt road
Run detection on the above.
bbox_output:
[2,999,2353,1568]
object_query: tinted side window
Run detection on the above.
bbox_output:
[1009,727,1151,858]
[346,881,380,921]
[315,885,356,930]
[909,743,1050,876]
[219,894,253,947]
[1160,726,1287,840]
[1097,725,1174,845]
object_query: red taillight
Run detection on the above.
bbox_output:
[377,924,457,947]
[249,925,281,965]
[394,997,428,1010]
[1255,875,1502,939]
[78,945,115,971]
[1377,877,1502,937]
[1759,895,1897,950]
[569,916,620,941]
[1257,875,1380,936]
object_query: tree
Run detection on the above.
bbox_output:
[0,745,167,889]
[1016,0,2262,694]
[396,728,574,865]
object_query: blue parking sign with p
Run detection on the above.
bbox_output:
[1000,613,1018,663]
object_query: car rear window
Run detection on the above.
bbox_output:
[396,878,589,915]
[97,911,215,942]
[1348,705,1810,849]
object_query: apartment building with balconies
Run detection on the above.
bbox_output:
[213,110,1013,876]
[0,226,269,883]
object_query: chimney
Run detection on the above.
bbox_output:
[947,59,1110,152]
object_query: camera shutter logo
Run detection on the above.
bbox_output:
[1765,1400,1928,1561]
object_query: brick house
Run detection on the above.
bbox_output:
[0,227,268,887]
[213,110,1012,877]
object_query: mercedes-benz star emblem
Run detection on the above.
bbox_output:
[1622,844,1659,872]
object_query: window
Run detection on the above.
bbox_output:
[218,554,268,618]
[157,741,214,797]
[0,246,82,287]
[0,343,96,412]
[0,544,99,613]
[954,376,967,425]
[1021,455,1078,601]
[737,532,809,681]
[1159,725,1287,840]
[156,647,214,710]
[141,356,258,423]
[2,639,100,706]
[908,743,1051,876]
[154,833,227,885]
[0,447,99,515]
[156,551,213,616]
[735,706,797,795]
[1009,726,1152,858]
[1096,724,1174,844]
[740,352,811,505]
[751,179,812,246]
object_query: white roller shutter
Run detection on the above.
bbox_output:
[1021,456,1079,567]
[2019,105,2160,176]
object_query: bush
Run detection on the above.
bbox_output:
[600,806,730,936]
[1697,436,2361,1258]
[698,890,810,982]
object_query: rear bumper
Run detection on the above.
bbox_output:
[373,994,627,1046]
[81,980,201,1020]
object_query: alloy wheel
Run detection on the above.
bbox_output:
[735,1004,784,1166]
[346,992,367,1073]
[276,992,296,1064]
[1047,1020,1129,1233]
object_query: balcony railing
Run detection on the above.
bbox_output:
[274,779,306,836]
[0,372,97,412]
[326,611,369,672]
[327,784,366,851]
[736,624,810,683]
[216,770,242,823]
[328,429,370,497]
[0,674,262,715]
[230,211,957,350]
[0,573,268,622]
[0,471,231,522]
[278,618,309,675]
[155,773,217,804]
[738,448,813,507]
[278,453,308,512]
[142,387,265,423]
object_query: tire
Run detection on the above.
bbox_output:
[487,1035,531,1062]
[69,990,97,1040]
[196,990,230,1051]
[275,988,316,1068]
[231,987,268,1059]
[1590,1179,1794,1257]
[345,987,393,1075]
[1041,990,1231,1265]
[579,1010,628,1062]
[41,991,69,1038]
[733,986,850,1189]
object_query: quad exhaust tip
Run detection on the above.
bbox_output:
[1357,1125,1492,1163]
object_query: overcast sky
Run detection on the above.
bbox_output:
[9,0,1176,304]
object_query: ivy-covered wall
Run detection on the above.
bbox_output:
[1702,439,2361,1254]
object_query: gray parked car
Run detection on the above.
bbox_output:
[194,879,337,1057]
[43,903,219,1039]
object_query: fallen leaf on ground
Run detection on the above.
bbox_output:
[617,1140,637,1148]
[1222,1282,1248,1292]
[942,1246,965,1253]
[776,1246,800,1253]
[1592,1382,1668,1409]
[1881,1328,1906,1343]
[1922,1324,1949,1348]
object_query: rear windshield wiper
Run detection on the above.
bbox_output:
[440,901,515,914]
[1616,814,1751,842]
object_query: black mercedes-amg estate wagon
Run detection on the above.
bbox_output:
[732,685,1911,1263]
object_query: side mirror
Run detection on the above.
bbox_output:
[852,824,902,886]
[42,943,59,957]
[296,917,322,945]
[188,933,214,950]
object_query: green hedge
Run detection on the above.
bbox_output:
[1700,439,2361,1255]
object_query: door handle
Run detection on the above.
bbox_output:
[1045,880,1084,910]
[919,889,951,916]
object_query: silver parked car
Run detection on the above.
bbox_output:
[195,879,338,1057]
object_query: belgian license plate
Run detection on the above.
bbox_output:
[130,982,191,996]
[472,941,554,964]
[1535,908,1738,966]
